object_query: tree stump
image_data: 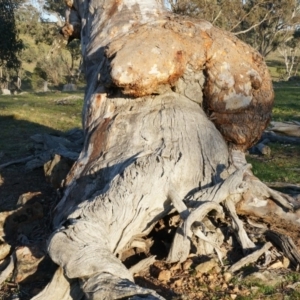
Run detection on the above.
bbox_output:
[32,0,300,299]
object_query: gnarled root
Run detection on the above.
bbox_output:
[167,165,250,263]
[82,273,165,300]
[225,196,256,253]
[31,267,83,300]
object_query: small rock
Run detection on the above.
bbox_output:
[2,89,11,95]
[158,270,171,282]
[17,192,42,206]
[174,278,183,287]
[15,246,44,283]
[283,257,290,268]
[223,272,232,282]
[222,283,228,289]
[286,282,300,290]
[207,274,214,281]
[170,262,181,271]
[213,265,221,273]
[269,260,283,269]
[182,259,193,270]
[195,259,218,274]
[251,286,259,292]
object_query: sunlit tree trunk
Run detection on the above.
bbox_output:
[32,1,300,299]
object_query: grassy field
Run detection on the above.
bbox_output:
[0,92,84,159]
[246,81,300,184]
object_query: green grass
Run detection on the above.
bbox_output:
[232,271,300,300]
[247,143,300,184]
[0,92,84,158]
[272,84,300,122]
[246,80,300,184]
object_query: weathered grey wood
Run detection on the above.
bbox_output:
[31,0,300,298]
[167,201,224,263]
[262,131,300,145]
[0,252,15,285]
[242,175,294,211]
[256,142,271,156]
[270,121,300,137]
[225,197,256,252]
[228,242,272,273]
[265,231,300,268]
[266,182,300,192]
[0,155,34,170]
[129,256,156,275]
[193,227,224,264]
[31,267,84,300]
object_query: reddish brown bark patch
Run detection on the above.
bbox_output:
[88,117,111,164]
[108,0,123,18]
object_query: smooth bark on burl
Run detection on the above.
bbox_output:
[32,1,299,300]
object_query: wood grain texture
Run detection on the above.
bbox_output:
[33,1,290,299]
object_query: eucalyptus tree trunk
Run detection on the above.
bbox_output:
[33,1,300,299]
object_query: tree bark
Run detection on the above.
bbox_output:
[33,1,300,299]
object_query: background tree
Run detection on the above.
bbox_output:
[13,0,82,91]
[16,4,58,46]
[42,0,66,26]
[0,0,24,89]
[32,51,71,91]
[278,29,300,80]
[169,0,300,57]
[241,0,300,57]
[64,39,82,83]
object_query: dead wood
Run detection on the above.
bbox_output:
[0,243,11,261]
[262,131,300,145]
[129,256,156,275]
[249,139,271,156]
[228,242,272,273]
[269,121,300,137]
[31,267,84,300]
[0,130,83,172]
[0,155,34,170]
[53,95,81,105]
[0,252,15,285]
[266,182,300,192]
[29,0,300,299]
[225,197,256,253]
[265,230,300,268]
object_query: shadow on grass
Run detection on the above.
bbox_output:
[0,115,62,160]
[0,115,63,210]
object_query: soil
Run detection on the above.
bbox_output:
[0,161,58,299]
